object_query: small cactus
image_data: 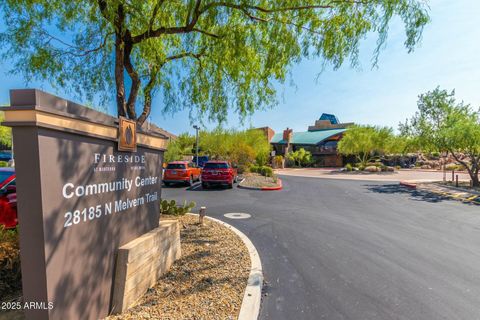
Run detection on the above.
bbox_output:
[160,198,196,216]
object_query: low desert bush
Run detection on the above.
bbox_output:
[160,199,196,216]
[0,226,21,299]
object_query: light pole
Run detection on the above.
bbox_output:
[193,125,200,166]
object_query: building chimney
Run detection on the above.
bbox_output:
[283,128,293,142]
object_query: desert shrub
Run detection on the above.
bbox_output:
[0,161,8,167]
[273,155,284,168]
[255,152,269,167]
[250,165,273,177]
[345,163,353,171]
[236,165,247,174]
[0,226,21,299]
[286,148,312,167]
[445,163,465,171]
[250,165,260,174]
[260,166,274,177]
[160,199,196,216]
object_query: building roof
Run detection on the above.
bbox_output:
[319,113,339,124]
[271,128,346,145]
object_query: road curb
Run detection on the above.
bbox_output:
[399,182,480,205]
[399,181,417,189]
[187,213,263,320]
[238,178,282,191]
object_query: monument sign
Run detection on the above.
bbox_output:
[2,89,168,319]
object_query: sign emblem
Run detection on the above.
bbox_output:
[118,117,137,152]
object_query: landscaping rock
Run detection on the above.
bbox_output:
[108,215,250,320]
[364,166,380,172]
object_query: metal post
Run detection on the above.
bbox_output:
[199,206,206,225]
[456,175,459,188]
[193,125,200,167]
[452,170,454,182]
[443,162,446,182]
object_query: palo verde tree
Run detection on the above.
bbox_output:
[337,124,395,166]
[400,88,480,186]
[0,0,429,126]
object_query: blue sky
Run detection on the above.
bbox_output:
[1,0,479,136]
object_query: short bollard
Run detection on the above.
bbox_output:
[456,175,459,187]
[199,206,207,225]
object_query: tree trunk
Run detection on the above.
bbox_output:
[471,163,480,187]
[124,30,139,120]
[472,174,479,187]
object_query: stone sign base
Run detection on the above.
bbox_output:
[112,220,181,313]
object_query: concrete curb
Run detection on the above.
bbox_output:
[399,182,480,205]
[187,213,263,320]
[238,178,282,191]
[399,181,417,189]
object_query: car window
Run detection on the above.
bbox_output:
[166,163,186,169]
[204,163,229,169]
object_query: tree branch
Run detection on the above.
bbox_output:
[48,32,112,58]
[137,66,159,126]
[114,4,127,117]
[131,0,338,43]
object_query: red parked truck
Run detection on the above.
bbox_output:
[163,161,202,186]
[201,161,238,189]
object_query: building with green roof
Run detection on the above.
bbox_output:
[270,114,353,167]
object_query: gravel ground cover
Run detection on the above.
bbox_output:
[239,173,279,188]
[108,214,250,320]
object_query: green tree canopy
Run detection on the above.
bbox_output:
[163,127,270,171]
[337,124,394,166]
[400,87,480,186]
[0,0,429,126]
[163,133,195,163]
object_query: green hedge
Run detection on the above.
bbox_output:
[250,165,273,177]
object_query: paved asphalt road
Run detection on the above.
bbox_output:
[162,175,480,320]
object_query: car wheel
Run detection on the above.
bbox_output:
[164,182,170,187]
[228,182,233,189]
[202,182,208,189]
[233,176,238,183]
[187,175,193,186]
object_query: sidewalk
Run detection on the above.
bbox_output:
[275,168,471,182]
[410,182,480,205]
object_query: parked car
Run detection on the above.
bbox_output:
[0,168,16,229]
[0,152,12,162]
[192,155,209,168]
[163,161,202,186]
[201,161,238,189]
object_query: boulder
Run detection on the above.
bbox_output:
[364,166,379,172]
